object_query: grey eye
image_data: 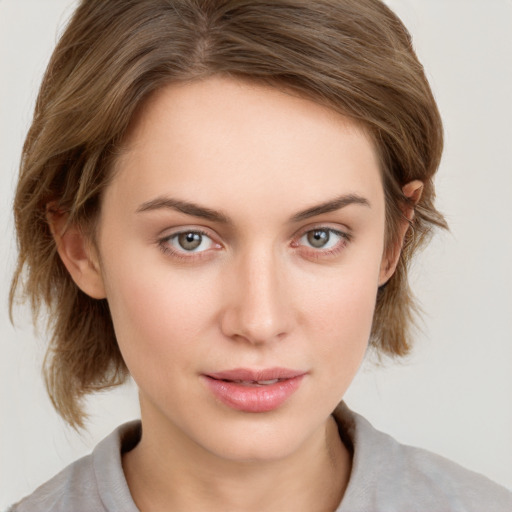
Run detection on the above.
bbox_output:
[177,232,203,251]
[161,230,217,256]
[299,228,346,251]
[306,229,330,248]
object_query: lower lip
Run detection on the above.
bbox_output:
[203,375,305,413]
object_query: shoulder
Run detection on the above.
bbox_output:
[8,421,141,512]
[8,452,100,512]
[334,403,512,512]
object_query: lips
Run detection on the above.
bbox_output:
[202,368,306,413]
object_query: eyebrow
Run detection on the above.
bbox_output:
[290,194,371,222]
[136,193,370,223]
[136,197,230,223]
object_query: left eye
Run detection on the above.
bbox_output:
[167,231,215,253]
[299,228,345,250]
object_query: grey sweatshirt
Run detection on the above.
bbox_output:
[9,403,512,511]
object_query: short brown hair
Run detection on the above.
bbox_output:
[10,0,446,428]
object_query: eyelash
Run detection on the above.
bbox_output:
[292,227,351,260]
[157,226,351,261]
[157,229,220,261]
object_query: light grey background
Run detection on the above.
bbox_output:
[1,0,511,507]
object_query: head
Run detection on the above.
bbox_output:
[11,0,446,429]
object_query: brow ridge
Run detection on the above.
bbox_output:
[136,197,230,223]
[136,193,370,224]
[291,194,371,222]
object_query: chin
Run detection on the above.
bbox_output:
[194,409,327,464]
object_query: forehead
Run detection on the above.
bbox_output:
[109,76,384,221]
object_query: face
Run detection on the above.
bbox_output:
[91,76,393,462]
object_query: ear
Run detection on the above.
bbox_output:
[47,207,106,299]
[379,180,423,286]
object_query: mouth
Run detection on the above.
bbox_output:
[217,378,282,386]
[202,368,306,413]
[206,367,305,382]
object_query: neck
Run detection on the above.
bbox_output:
[123,414,351,512]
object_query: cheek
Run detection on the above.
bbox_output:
[308,276,377,347]
[301,246,381,325]
[102,257,220,378]
[297,257,381,372]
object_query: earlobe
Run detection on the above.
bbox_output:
[379,180,423,286]
[47,207,106,299]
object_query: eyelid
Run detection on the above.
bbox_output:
[292,222,352,243]
[291,224,352,258]
[155,223,351,261]
[157,226,222,259]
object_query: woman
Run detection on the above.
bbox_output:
[6,1,512,510]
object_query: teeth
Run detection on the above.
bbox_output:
[230,379,280,385]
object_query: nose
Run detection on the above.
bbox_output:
[220,247,293,345]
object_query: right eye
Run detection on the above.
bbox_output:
[159,230,218,256]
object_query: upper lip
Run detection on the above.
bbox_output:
[205,368,306,382]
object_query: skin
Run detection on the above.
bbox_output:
[55,76,420,511]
